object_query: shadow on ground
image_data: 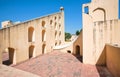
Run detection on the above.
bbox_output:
[96,65,113,77]
[73,54,83,63]
[73,53,113,77]
[3,60,12,66]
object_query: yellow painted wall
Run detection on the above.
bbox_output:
[106,44,120,77]
[57,44,73,53]
[82,0,120,65]
[73,30,83,56]
[54,30,83,57]
[0,11,65,64]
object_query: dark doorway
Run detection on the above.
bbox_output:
[29,45,34,58]
[67,50,71,53]
[76,45,80,55]
[75,45,82,62]
[42,44,46,54]
[3,48,15,65]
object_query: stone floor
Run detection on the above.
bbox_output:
[0,64,39,77]
[9,51,113,77]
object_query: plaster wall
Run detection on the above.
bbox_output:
[83,13,95,64]
[54,30,83,57]
[0,11,64,64]
[73,30,83,56]
[82,0,120,65]
[89,0,118,21]
[56,44,73,53]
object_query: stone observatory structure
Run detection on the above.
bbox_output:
[54,0,120,76]
[82,0,120,76]
[82,0,120,65]
[0,7,65,64]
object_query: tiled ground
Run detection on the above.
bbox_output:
[10,51,113,77]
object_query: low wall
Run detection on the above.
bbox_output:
[53,42,73,53]
[106,44,120,77]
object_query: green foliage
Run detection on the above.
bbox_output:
[65,32,71,41]
[76,30,80,36]
[79,29,82,34]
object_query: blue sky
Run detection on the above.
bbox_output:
[0,0,119,34]
[119,0,120,19]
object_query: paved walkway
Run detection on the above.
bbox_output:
[12,51,113,77]
[0,64,39,77]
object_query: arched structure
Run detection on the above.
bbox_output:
[42,21,46,27]
[93,7,106,21]
[54,22,57,29]
[59,41,61,45]
[3,47,16,65]
[67,50,71,53]
[29,45,35,58]
[59,24,61,29]
[42,44,46,54]
[42,30,46,42]
[54,16,57,20]
[55,42,57,46]
[8,48,15,64]
[76,45,80,55]
[50,20,53,25]
[55,31,57,39]
[59,31,61,36]
[28,27,35,42]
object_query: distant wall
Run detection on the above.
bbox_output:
[56,44,73,53]
[106,44,120,77]
[73,30,83,56]
[54,31,83,56]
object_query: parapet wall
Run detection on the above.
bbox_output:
[94,19,120,65]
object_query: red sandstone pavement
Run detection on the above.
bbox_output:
[11,51,113,77]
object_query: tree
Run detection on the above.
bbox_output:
[76,30,80,36]
[65,32,71,41]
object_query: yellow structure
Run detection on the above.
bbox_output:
[82,0,120,65]
[0,7,65,64]
[106,44,120,77]
[54,0,120,76]
[54,30,83,57]
[82,0,120,76]
[0,0,120,76]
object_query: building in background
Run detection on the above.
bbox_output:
[0,7,65,64]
